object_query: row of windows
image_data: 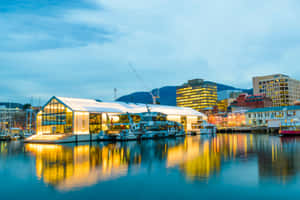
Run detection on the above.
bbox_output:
[248,111,296,118]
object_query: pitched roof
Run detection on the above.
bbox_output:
[55,96,204,117]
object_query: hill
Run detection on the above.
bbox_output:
[117,83,252,106]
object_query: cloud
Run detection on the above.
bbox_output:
[1,0,300,104]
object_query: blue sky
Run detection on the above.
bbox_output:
[1,0,300,104]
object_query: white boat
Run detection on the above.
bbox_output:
[189,120,216,135]
[105,112,185,140]
[23,130,34,138]
[0,128,23,141]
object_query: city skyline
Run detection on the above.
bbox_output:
[1,0,300,102]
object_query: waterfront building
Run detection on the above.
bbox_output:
[208,111,246,128]
[176,79,217,112]
[0,106,25,131]
[246,105,300,127]
[216,99,229,113]
[253,74,300,107]
[230,93,272,109]
[34,96,205,139]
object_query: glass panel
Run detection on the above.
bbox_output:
[38,99,73,134]
[89,113,102,134]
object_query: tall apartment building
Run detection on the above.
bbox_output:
[253,74,300,107]
[176,79,217,111]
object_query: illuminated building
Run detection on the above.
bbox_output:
[30,96,205,142]
[246,105,300,127]
[230,93,272,109]
[208,111,246,128]
[176,79,217,112]
[253,74,300,107]
[216,99,234,113]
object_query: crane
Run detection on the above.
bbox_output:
[128,62,160,104]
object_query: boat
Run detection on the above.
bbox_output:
[279,127,300,136]
[189,119,216,135]
[279,118,300,136]
[104,112,185,140]
[11,135,21,141]
[138,112,185,138]
[23,130,34,139]
[0,128,23,141]
[0,132,10,141]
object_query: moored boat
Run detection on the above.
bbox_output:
[105,112,185,140]
[189,119,216,135]
[279,129,300,136]
[279,118,300,136]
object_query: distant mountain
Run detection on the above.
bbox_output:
[117,83,252,106]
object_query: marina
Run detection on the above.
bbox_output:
[2,134,300,200]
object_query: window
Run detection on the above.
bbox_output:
[40,98,73,134]
[89,113,102,134]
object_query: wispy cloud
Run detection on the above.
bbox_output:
[1,0,300,104]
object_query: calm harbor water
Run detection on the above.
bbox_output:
[1,134,300,200]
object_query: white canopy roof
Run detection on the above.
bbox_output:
[55,96,205,117]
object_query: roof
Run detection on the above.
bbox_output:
[55,96,205,117]
[247,105,300,113]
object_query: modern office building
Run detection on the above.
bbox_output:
[253,74,300,107]
[176,79,217,111]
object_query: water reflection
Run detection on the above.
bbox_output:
[170,134,256,181]
[25,143,140,191]
[3,134,300,192]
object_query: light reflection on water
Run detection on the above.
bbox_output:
[1,134,300,199]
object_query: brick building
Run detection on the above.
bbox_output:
[230,93,272,109]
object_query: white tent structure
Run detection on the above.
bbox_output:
[30,96,206,142]
[56,96,204,117]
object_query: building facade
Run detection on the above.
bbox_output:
[208,111,246,128]
[35,96,206,136]
[246,106,300,127]
[253,74,300,107]
[176,79,217,112]
[230,93,272,109]
[216,98,236,113]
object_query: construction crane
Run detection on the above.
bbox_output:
[128,62,160,104]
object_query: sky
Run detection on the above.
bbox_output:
[1,0,300,104]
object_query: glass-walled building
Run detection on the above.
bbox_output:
[177,79,218,111]
[35,96,205,136]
